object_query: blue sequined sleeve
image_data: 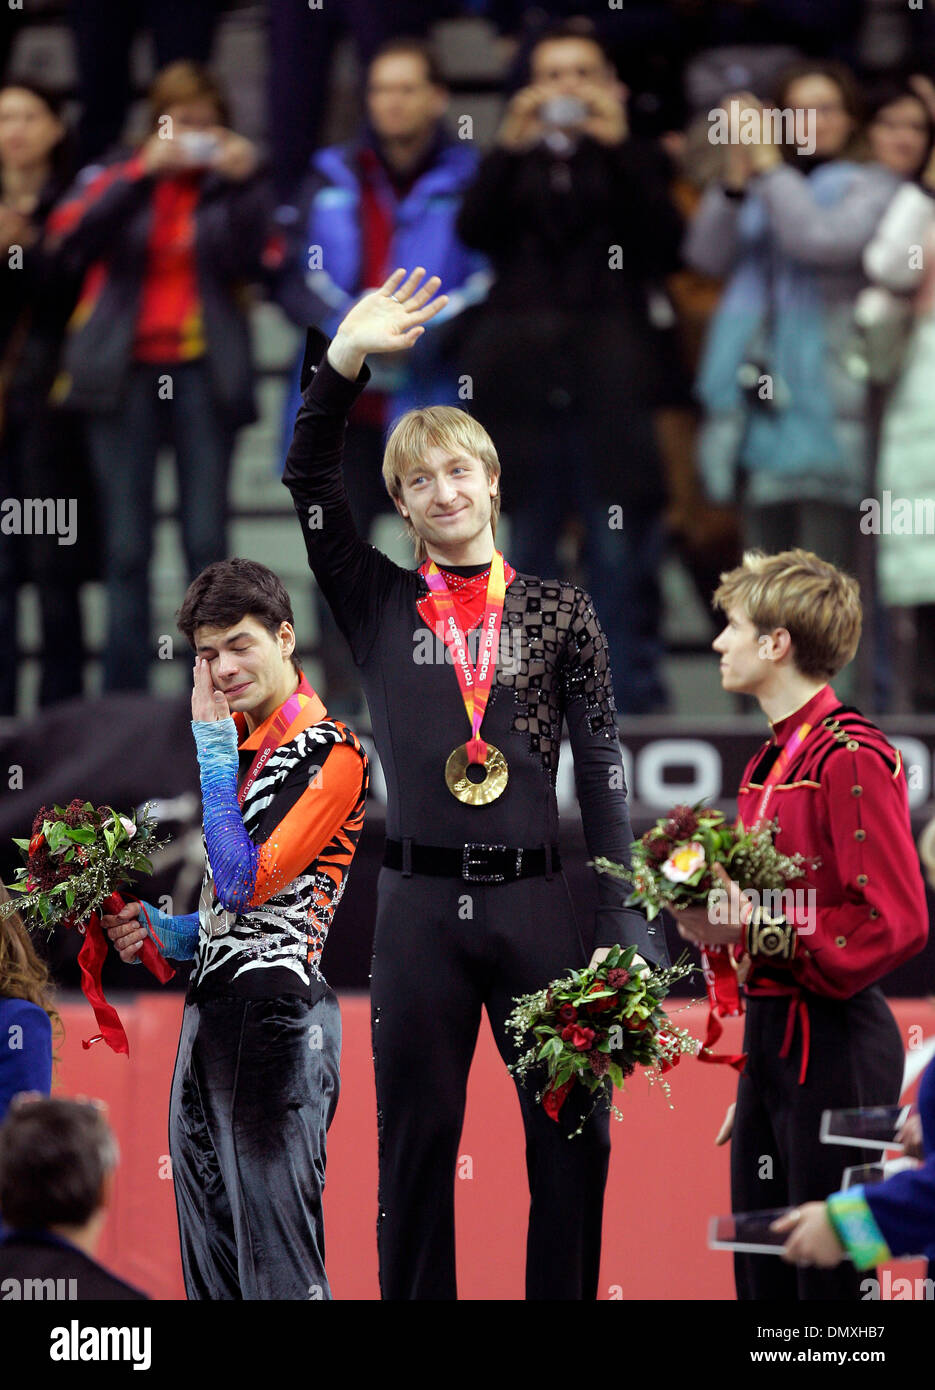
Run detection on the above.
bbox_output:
[136,900,199,961]
[192,717,259,912]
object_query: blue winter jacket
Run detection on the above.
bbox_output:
[686,160,899,507]
[0,997,52,1124]
[276,128,490,455]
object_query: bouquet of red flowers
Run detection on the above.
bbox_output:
[506,944,698,1133]
[593,803,818,1072]
[592,802,811,921]
[1,799,174,1054]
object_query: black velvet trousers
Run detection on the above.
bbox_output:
[370,867,612,1301]
[169,991,341,1300]
[731,987,904,1300]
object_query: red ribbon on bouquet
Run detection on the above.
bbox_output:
[657,1033,685,1075]
[695,944,747,1072]
[694,719,814,1071]
[76,892,175,1054]
[543,1077,575,1122]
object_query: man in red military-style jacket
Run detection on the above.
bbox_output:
[673,548,928,1301]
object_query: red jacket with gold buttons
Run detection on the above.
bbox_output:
[736,684,928,999]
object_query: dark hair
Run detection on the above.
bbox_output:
[0,78,74,185]
[865,82,935,180]
[0,77,66,122]
[369,37,445,88]
[529,17,614,73]
[0,1098,117,1230]
[176,558,302,673]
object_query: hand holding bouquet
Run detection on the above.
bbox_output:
[0,799,173,1053]
[592,802,812,923]
[591,803,818,1069]
[506,944,698,1134]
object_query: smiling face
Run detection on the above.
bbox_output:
[394,445,499,562]
[193,614,297,725]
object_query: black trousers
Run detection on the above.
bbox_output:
[168,991,340,1300]
[0,407,95,714]
[87,361,233,693]
[370,866,612,1301]
[731,987,904,1300]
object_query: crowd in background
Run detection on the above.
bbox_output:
[3,1,935,718]
[4,1,935,1307]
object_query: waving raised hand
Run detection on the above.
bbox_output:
[327,267,448,379]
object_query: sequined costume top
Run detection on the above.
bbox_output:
[282,332,660,960]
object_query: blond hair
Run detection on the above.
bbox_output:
[712,548,861,680]
[382,406,501,564]
[0,883,63,1060]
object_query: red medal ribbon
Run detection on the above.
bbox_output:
[697,718,814,1071]
[420,552,508,765]
[751,720,812,827]
[237,690,306,807]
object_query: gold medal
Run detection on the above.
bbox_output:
[445,741,509,805]
[422,552,511,807]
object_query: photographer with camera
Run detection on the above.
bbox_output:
[46,61,270,694]
[684,64,900,609]
[456,19,683,715]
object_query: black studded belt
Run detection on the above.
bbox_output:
[382,839,561,884]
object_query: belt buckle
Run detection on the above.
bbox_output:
[462,842,509,883]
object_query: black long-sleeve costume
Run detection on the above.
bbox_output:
[283,336,664,1299]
